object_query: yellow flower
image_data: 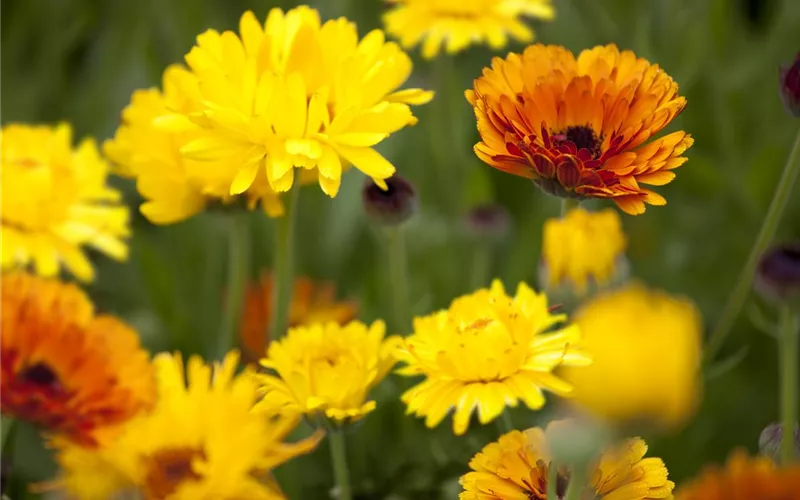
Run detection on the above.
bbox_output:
[383,0,554,59]
[460,421,674,500]
[541,207,627,295]
[255,320,400,423]
[397,280,590,435]
[561,283,703,429]
[160,7,433,201]
[52,351,323,500]
[105,66,284,224]
[1,123,129,281]
[675,451,800,500]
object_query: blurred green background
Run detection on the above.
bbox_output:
[3,0,800,498]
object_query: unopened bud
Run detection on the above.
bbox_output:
[754,244,800,304]
[780,52,800,117]
[362,176,417,226]
[759,422,800,460]
[464,204,511,242]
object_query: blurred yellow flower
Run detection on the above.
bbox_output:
[562,283,703,429]
[105,66,284,224]
[1,123,129,281]
[459,421,674,500]
[383,0,554,59]
[397,280,590,435]
[160,7,433,200]
[541,207,627,295]
[676,451,800,500]
[53,351,322,500]
[255,320,400,423]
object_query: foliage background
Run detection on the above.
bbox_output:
[2,0,800,498]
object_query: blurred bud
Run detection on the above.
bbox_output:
[754,244,800,304]
[362,176,417,226]
[780,52,800,117]
[759,422,800,460]
[463,203,511,242]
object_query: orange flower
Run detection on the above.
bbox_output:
[466,44,693,215]
[0,273,155,446]
[240,272,358,360]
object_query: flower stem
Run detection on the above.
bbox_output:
[470,243,492,290]
[563,465,587,500]
[269,183,301,342]
[561,198,580,216]
[546,463,558,500]
[1,415,15,455]
[328,429,353,500]
[217,213,250,359]
[387,226,411,334]
[705,127,800,364]
[498,411,515,433]
[779,305,799,465]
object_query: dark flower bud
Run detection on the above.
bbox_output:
[464,204,511,242]
[759,422,800,460]
[362,175,417,226]
[780,52,800,117]
[754,244,800,304]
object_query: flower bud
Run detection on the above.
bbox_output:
[362,175,417,226]
[463,203,511,242]
[780,52,800,117]
[754,244,800,304]
[759,422,800,461]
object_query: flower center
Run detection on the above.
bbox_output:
[523,461,571,500]
[20,362,59,388]
[552,125,602,159]
[143,447,205,499]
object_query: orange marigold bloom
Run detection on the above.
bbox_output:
[676,451,800,500]
[0,273,155,446]
[240,272,358,361]
[466,44,693,215]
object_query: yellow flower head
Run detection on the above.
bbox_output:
[159,6,433,202]
[383,0,554,59]
[397,280,590,435]
[541,207,627,295]
[53,351,322,500]
[676,451,800,500]
[255,320,400,423]
[1,123,129,281]
[460,421,674,500]
[466,44,692,214]
[561,283,703,430]
[105,66,284,224]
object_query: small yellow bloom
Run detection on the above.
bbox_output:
[459,421,674,500]
[255,320,400,423]
[561,283,703,429]
[1,123,129,281]
[383,0,554,59]
[53,351,322,500]
[397,280,590,435]
[541,207,627,295]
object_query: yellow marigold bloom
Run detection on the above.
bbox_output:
[466,44,693,215]
[0,273,154,446]
[239,272,359,362]
[383,0,554,59]
[161,7,433,200]
[561,283,703,429]
[676,451,800,500]
[1,123,129,281]
[460,421,674,499]
[541,207,627,295]
[53,351,323,500]
[255,320,400,423]
[105,66,284,224]
[397,280,590,436]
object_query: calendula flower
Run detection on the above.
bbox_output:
[255,320,400,423]
[0,273,154,446]
[53,351,323,500]
[397,280,590,435]
[561,283,702,429]
[541,207,627,295]
[383,0,554,59]
[460,421,674,500]
[104,66,284,224]
[159,6,433,201]
[1,123,129,281]
[676,451,800,500]
[466,44,693,215]
[239,272,359,361]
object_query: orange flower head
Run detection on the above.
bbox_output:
[0,273,155,446]
[466,44,693,215]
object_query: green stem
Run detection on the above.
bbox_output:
[387,227,411,334]
[563,465,587,500]
[545,463,558,500]
[328,429,353,500]
[498,411,515,434]
[217,213,250,359]
[269,183,301,342]
[431,55,460,214]
[705,128,800,364]
[470,244,492,290]
[561,198,580,216]
[779,305,799,465]
[1,415,17,495]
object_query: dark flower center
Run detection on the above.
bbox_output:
[20,362,59,387]
[144,447,205,499]
[552,125,602,159]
